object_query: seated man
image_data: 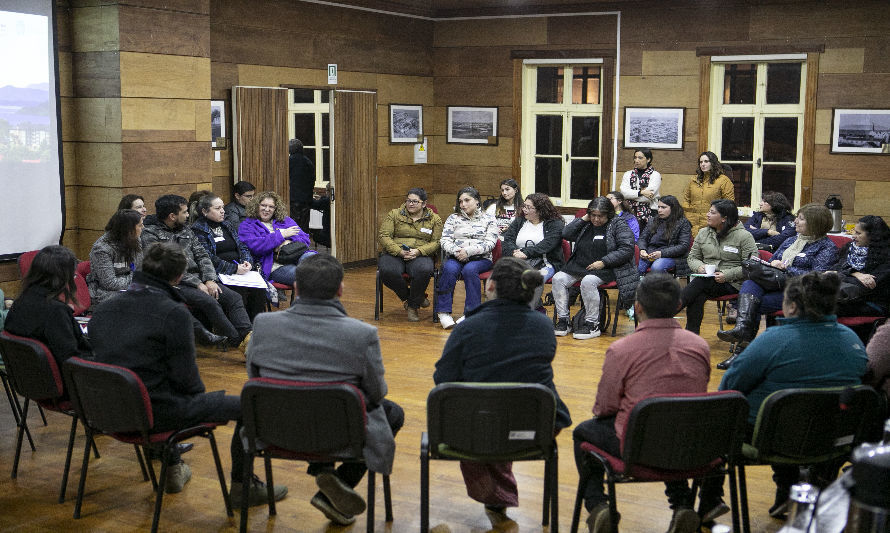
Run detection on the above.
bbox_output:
[246,253,404,526]
[88,242,286,503]
[573,273,717,533]
[141,194,252,348]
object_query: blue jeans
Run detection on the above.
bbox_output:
[268,251,318,287]
[638,257,676,275]
[434,258,492,314]
[737,279,785,325]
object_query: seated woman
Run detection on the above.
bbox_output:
[606,190,639,241]
[238,191,316,288]
[192,193,267,321]
[551,197,637,340]
[377,187,443,322]
[744,191,795,251]
[224,180,256,230]
[637,195,692,277]
[679,199,756,336]
[118,194,147,217]
[433,257,572,528]
[436,187,499,329]
[717,203,837,367]
[709,272,867,518]
[87,209,143,305]
[620,148,661,233]
[485,178,522,236]
[4,245,92,367]
[502,193,565,310]
[832,215,890,318]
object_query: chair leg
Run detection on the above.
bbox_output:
[240,453,254,533]
[738,465,750,533]
[58,415,78,503]
[431,271,439,323]
[207,432,233,517]
[366,470,376,533]
[571,463,591,533]
[73,430,94,519]
[374,269,381,321]
[606,475,619,533]
[134,444,150,482]
[264,455,275,516]
[728,465,741,533]
[543,457,551,526]
[2,375,35,451]
[11,398,30,479]
[551,451,559,533]
[145,449,159,490]
[91,436,101,459]
[38,404,47,425]
[383,474,393,522]
[611,293,620,336]
[150,455,169,533]
[420,432,430,533]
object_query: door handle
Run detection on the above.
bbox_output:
[756,158,762,168]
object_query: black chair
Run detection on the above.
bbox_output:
[0,330,89,503]
[63,357,232,533]
[570,391,749,533]
[736,385,881,533]
[0,355,37,452]
[374,259,437,321]
[421,382,559,532]
[240,378,392,533]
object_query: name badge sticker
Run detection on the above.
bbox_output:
[723,245,738,253]
[593,235,605,240]
[797,252,806,257]
[214,236,225,242]
[420,227,433,234]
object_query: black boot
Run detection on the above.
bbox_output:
[717,293,761,343]
[195,325,227,347]
[716,341,748,370]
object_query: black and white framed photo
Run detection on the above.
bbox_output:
[623,107,684,150]
[389,104,423,143]
[447,106,498,145]
[831,109,890,154]
[211,99,226,149]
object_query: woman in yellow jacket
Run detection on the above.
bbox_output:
[683,151,735,234]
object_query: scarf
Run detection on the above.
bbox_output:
[780,234,814,264]
[628,166,656,219]
[847,243,869,271]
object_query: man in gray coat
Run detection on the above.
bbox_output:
[245,253,404,526]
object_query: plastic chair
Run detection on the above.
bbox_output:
[570,391,749,533]
[736,385,881,533]
[63,357,232,532]
[421,382,559,532]
[0,331,88,503]
[239,378,392,533]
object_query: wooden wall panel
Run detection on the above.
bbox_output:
[622,5,750,43]
[814,109,833,145]
[70,5,119,53]
[433,46,514,78]
[232,87,288,194]
[121,0,210,14]
[75,143,122,187]
[76,185,129,231]
[71,98,122,142]
[812,179,857,217]
[642,51,698,76]
[72,51,121,97]
[430,138,512,168]
[434,77,512,107]
[854,182,890,217]
[121,142,210,186]
[620,74,699,108]
[547,15,617,46]
[864,42,890,73]
[118,5,209,57]
[58,52,74,98]
[751,2,890,41]
[820,48,864,74]
[817,73,890,108]
[812,146,890,181]
[210,61,238,99]
[120,53,210,99]
[431,165,512,197]
[434,19,547,48]
[120,98,203,140]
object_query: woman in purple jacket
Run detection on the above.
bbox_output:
[238,191,316,286]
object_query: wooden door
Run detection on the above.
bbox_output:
[232,86,289,196]
[331,90,377,265]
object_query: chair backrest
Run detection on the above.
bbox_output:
[72,262,91,316]
[63,357,154,435]
[491,239,502,264]
[574,208,586,219]
[427,382,557,459]
[561,239,571,262]
[17,250,39,278]
[750,385,881,463]
[240,378,367,457]
[827,234,850,249]
[622,391,748,472]
[758,249,773,261]
[427,203,438,214]
[0,331,65,401]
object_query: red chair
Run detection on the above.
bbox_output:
[18,252,91,317]
[239,378,392,533]
[63,357,231,532]
[16,250,38,278]
[570,391,749,533]
[827,234,852,248]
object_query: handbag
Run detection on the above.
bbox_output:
[276,240,309,264]
[742,257,787,291]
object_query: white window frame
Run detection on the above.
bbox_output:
[287,89,330,187]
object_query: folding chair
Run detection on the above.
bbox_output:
[421,382,559,532]
[239,378,392,533]
[571,391,749,533]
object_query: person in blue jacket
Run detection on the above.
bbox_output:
[744,191,795,251]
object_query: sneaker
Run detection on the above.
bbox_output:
[229,474,288,508]
[484,505,513,529]
[768,500,789,519]
[586,502,617,533]
[316,470,366,516]
[310,493,356,526]
[699,501,731,524]
[667,508,700,533]
[421,296,431,308]
[237,331,252,352]
[554,317,570,336]
[573,321,601,340]
[164,461,191,494]
[626,306,635,319]
[438,313,455,329]
[406,307,420,322]
[455,315,465,325]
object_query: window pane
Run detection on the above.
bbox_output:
[536,115,563,155]
[762,165,796,207]
[572,116,599,157]
[723,64,756,105]
[536,67,564,104]
[570,160,598,200]
[763,117,798,162]
[292,89,314,104]
[726,163,752,210]
[535,157,562,197]
[721,117,755,161]
[572,66,600,104]
[321,114,330,146]
[321,148,330,181]
[293,114,315,145]
[321,90,330,104]
[766,63,801,104]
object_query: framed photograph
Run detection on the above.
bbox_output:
[623,107,685,150]
[831,109,890,154]
[211,100,226,149]
[447,106,498,145]
[389,104,423,143]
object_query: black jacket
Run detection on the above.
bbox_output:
[4,285,92,367]
[637,217,693,277]
[501,216,566,273]
[289,152,315,206]
[745,211,795,250]
[562,216,639,310]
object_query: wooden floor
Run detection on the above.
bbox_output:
[0,266,788,533]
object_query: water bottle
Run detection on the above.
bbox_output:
[779,483,819,532]
[846,419,890,532]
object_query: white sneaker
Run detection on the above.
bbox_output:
[438,313,455,329]
[455,316,465,325]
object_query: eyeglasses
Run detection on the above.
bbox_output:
[405,199,422,205]
[522,204,535,210]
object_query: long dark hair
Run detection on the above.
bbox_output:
[696,151,724,184]
[117,194,144,211]
[454,186,481,215]
[519,193,561,222]
[21,245,78,307]
[711,199,739,239]
[859,215,890,271]
[784,271,840,322]
[105,209,143,263]
[587,197,616,221]
[647,195,685,240]
[494,178,522,216]
[489,256,544,304]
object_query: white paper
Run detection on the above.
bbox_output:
[218,270,267,289]
[309,209,323,229]
[414,137,428,164]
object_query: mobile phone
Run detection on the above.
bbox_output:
[400,244,411,251]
